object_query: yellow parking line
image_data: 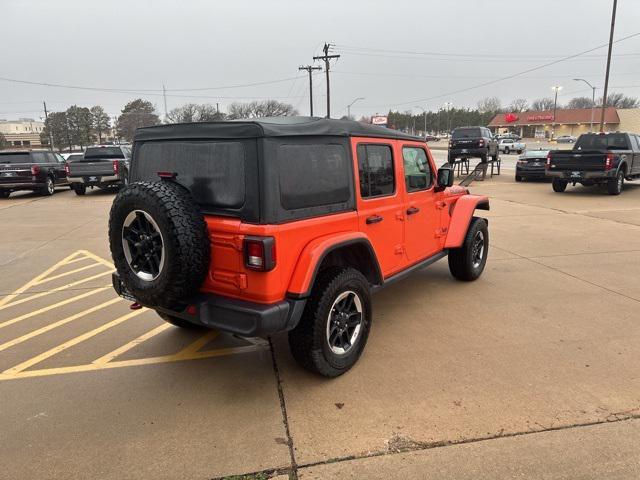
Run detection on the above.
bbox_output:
[92,323,172,365]
[0,298,121,353]
[0,344,263,382]
[0,271,113,311]
[175,330,220,358]
[61,256,92,266]
[0,285,111,331]
[33,263,102,286]
[0,251,83,308]
[80,250,115,269]
[3,308,147,374]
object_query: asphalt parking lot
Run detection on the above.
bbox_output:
[2,170,640,479]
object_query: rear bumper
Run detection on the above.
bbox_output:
[516,167,546,178]
[546,170,615,180]
[68,174,120,185]
[112,273,306,337]
[449,147,488,159]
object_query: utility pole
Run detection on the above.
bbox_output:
[600,0,617,132]
[551,86,562,139]
[415,106,427,136]
[162,84,168,123]
[299,65,322,116]
[313,43,340,118]
[43,101,53,151]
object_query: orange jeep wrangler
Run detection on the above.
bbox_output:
[109,117,489,377]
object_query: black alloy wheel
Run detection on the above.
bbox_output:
[122,210,165,281]
[326,290,364,355]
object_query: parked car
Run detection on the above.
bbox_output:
[109,117,490,377]
[66,145,131,195]
[448,126,499,163]
[546,132,640,195]
[498,138,526,154]
[495,133,521,141]
[515,149,549,182]
[556,135,577,144]
[63,153,84,163]
[0,150,69,198]
[424,134,440,142]
[61,152,83,161]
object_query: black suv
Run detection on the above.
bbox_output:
[449,126,499,163]
[0,150,69,198]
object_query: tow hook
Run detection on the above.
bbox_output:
[130,302,143,310]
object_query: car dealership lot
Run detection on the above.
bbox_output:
[1,177,640,479]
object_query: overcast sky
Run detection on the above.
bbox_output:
[1,0,639,121]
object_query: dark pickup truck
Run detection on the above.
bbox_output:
[67,145,131,195]
[0,150,69,198]
[546,132,640,195]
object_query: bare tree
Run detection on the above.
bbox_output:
[167,103,224,123]
[226,100,298,120]
[567,97,595,109]
[477,96,502,114]
[508,98,529,112]
[531,98,556,111]
[597,92,639,109]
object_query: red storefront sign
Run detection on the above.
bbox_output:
[527,114,554,121]
[504,113,519,123]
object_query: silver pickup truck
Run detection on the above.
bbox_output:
[67,145,131,195]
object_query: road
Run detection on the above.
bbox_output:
[1,173,640,479]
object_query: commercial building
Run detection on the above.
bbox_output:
[0,118,45,148]
[489,107,640,139]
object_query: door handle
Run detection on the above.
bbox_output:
[406,206,420,215]
[366,215,384,225]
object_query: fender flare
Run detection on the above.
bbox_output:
[287,232,382,298]
[444,194,490,249]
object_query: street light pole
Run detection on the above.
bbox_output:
[414,106,427,136]
[573,78,596,132]
[600,0,618,132]
[551,86,562,139]
[346,97,365,120]
[443,102,453,135]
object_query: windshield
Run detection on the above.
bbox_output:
[452,128,481,139]
[84,147,124,159]
[575,134,629,151]
[522,150,549,159]
[0,153,31,164]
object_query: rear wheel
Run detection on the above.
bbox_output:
[515,175,523,182]
[40,176,55,196]
[289,268,372,377]
[607,170,624,195]
[0,190,10,199]
[552,178,568,192]
[73,184,87,195]
[504,147,510,154]
[448,217,488,281]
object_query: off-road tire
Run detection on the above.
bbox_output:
[0,190,10,199]
[448,217,488,281]
[40,176,55,196]
[109,181,210,309]
[607,170,624,195]
[552,178,568,193]
[158,312,205,329]
[288,267,372,377]
[73,184,86,195]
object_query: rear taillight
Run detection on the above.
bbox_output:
[64,163,70,176]
[112,160,119,175]
[605,153,614,171]
[30,164,40,175]
[545,153,552,169]
[448,141,453,148]
[243,236,276,271]
[478,139,485,147]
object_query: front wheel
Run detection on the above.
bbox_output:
[515,175,523,182]
[289,268,372,377]
[0,190,10,199]
[448,217,489,281]
[607,170,624,195]
[552,178,568,192]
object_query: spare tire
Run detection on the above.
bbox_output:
[109,181,210,309]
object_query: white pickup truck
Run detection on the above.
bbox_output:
[498,138,526,154]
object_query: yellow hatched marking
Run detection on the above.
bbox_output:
[81,250,115,269]
[0,271,112,312]
[0,344,263,382]
[175,330,220,357]
[33,263,102,286]
[3,308,147,374]
[92,323,172,365]
[0,298,121,353]
[61,255,92,266]
[0,250,86,308]
[0,286,111,331]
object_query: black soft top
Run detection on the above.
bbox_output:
[134,116,423,142]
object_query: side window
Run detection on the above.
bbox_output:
[32,152,48,164]
[631,135,640,151]
[402,147,432,192]
[357,144,394,198]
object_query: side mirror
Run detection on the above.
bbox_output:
[435,166,454,191]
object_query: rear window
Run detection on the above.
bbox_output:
[67,154,84,162]
[278,144,350,210]
[135,141,246,209]
[0,153,30,164]
[84,147,124,159]
[452,128,481,139]
[575,134,630,151]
